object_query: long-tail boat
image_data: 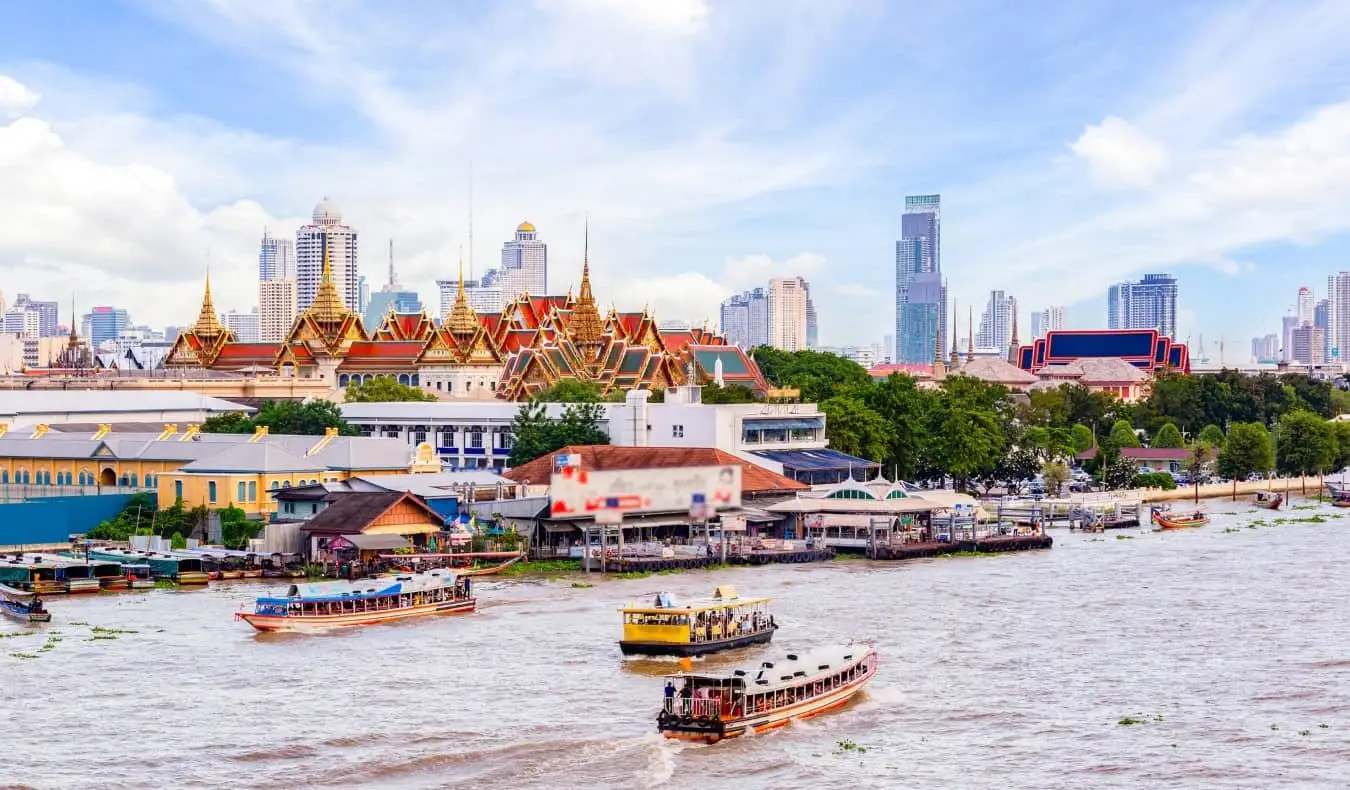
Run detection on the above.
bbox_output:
[657,643,878,743]
[1252,491,1283,510]
[0,583,51,623]
[1152,508,1210,530]
[236,568,474,633]
[376,552,526,577]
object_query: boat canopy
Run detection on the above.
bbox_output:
[665,644,873,694]
[622,585,769,615]
[265,569,458,604]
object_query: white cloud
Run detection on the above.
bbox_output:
[545,0,711,34]
[720,253,825,291]
[0,75,40,118]
[1070,116,1169,188]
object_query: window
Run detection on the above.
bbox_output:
[129,473,138,487]
[470,428,483,449]
[270,481,279,491]
[282,481,291,488]
[500,432,513,450]
[1,470,8,484]
[672,424,685,438]
[238,482,247,502]
[175,480,184,501]
[208,481,217,503]
[248,481,257,502]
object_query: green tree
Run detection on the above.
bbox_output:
[199,412,253,434]
[1041,461,1069,497]
[1100,456,1137,490]
[1184,442,1213,503]
[506,400,610,467]
[86,492,160,540]
[931,403,1004,491]
[1275,410,1335,492]
[202,399,357,436]
[1151,422,1184,448]
[860,374,935,481]
[344,377,436,403]
[1131,471,1177,490]
[699,383,758,404]
[1219,422,1274,499]
[219,506,261,549]
[534,380,605,403]
[819,396,893,462]
[1070,424,1095,454]
[750,347,871,403]
[1107,419,1141,450]
[1331,420,1350,472]
[1198,423,1226,449]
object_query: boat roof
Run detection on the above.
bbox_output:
[175,547,258,559]
[20,553,94,567]
[621,585,770,614]
[0,557,55,570]
[259,569,458,604]
[0,582,35,598]
[665,644,874,693]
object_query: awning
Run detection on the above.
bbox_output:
[751,448,881,472]
[362,521,442,536]
[331,534,412,551]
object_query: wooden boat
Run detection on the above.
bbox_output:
[1152,508,1210,530]
[0,583,51,623]
[88,548,210,585]
[657,643,878,743]
[23,554,104,593]
[376,552,526,578]
[235,568,474,633]
[122,563,156,590]
[1253,492,1283,510]
[0,556,67,594]
[620,585,776,657]
[1333,493,1350,508]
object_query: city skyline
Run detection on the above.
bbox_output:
[4,3,1350,347]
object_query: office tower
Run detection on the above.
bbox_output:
[1105,273,1178,338]
[85,306,131,348]
[258,280,297,343]
[1031,305,1066,339]
[2,309,39,338]
[768,276,809,351]
[438,273,501,318]
[1326,273,1350,363]
[222,308,260,343]
[718,288,769,350]
[499,221,548,302]
[259,231,295,280]
[1297,287,1315,326]
[804,282,818,348]
[10,294,59,337]
[164,325,181,343]
[1251,334,1280,364]
[882,333,894,364]
[1292,325,1326,366]
[976,290,1017,351]
[1316,298,1331,361]
[897,272,945,363]
[1282,315,1300,363]
[363,240,423,327]
[296,197,360,314]
[358,276,371,315]
[895,194,943,363]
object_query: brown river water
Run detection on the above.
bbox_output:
[6,500,1350,790]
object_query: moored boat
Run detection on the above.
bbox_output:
[657,643,879,743]
[22,554,103,593]
[1253,492,1283,510]
[122,563,156,590]
[88,548,210,585]
[0,556,66,594]
[235,568,474,633]
[1152,508,1210,530]
[620,586,776,657]
[1333,492,1350,508]
[0,583,51,623]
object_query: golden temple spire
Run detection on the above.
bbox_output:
[967,305,975,363]
[307,234,350,323]
[194,266,225,336]
[569,215,605,347]
[1007,302,1020,364]
[446,246,480,336]
[949,300,960,368]
[932,315,946,378]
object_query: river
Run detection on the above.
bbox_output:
[5,500,1350,790]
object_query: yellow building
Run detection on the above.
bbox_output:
[0,424,442,518]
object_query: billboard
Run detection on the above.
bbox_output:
[549,465,743,518]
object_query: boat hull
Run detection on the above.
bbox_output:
[66,579,102,594]
[659,654,878,743]
[1,605,51,623]
[128,580,156,590]
[621,628,775,657]
[1253,501,1282,510]
[237,597,475,633]
[176,572,211,586]
[98,577,130,591]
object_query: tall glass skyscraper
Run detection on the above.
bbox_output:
[1105,273,1178,339]
[895,194,943,363]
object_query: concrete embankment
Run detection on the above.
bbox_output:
[1133,476,1326,503]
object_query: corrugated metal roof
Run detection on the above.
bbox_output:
[178,443,325,473]
[0,391,253,417]
[751,448,882,472]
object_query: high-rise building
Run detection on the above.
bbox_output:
[2,309,39,338]
[882,334,894,364]
[1297,286,1315,327]
[258,279,297,343]
[1282,315,1300,363]
[1315,298,1331,361]
[1105,274,1178,338]
[719,288,769,350]
[259,231,295,281]
[10,294,59,337]
[296,197,360,314]
[768,276,809,351]
[499,221,548,303]
[222,308,260,343]
[804,282,818,348]
[363,240,423,327]
[895,194,943,363]
[1031,305,1066,339]
[976,290,1017,352]
[85,306,131,348]
[358,276,371,316]
[1251,334,1280,364]
[1292,325,1326,366]
[897,272,945,364]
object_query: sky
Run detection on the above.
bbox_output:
[3,0,1350,360]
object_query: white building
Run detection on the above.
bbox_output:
[222,308,260,343]
[437,275,502,320]
[976,290,1016,351]
[296,197,360,314]
[259,279,298,343]
[339,386,838,479]
[259,231,295,280]
[816,345,880,368]
[2,309,39,339]
[498,221,547,304]
[1030,305,1066,339]
[1327,272,1350,361]
[768,277,809,351]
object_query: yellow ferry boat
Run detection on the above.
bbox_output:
[620,586,776,657]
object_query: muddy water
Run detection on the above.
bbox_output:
[5,502,1350,789]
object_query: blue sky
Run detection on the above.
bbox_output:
[2,0,1350,359]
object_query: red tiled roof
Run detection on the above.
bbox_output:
[346,341,425,359]
[215,343,282,361]
[505,445,808,494]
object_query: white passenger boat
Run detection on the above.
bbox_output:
[235,569,474,633]
[657,643,878,743]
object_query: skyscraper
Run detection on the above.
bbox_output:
[1105,274,1178,338]
[895,194,943,363]
[10,294,58,337]
[259,231,295,280]
[768,277,809,351]
[976,290,1017,351]
[1251,334,1280,364]
[296,197,360,314]
[1282,315,1300,363]
[1292,325,1326,366]
[499,221,548,302]
[363,240,423,327]
[258,279,297,343]
[1297,286,1315,327]
[718,288,769,350]
[85,306,131,348]
[1031,305,1066,339]
[805,283,818,349]
[897,273,945,364]
[1315,298,1331,361]
[1326,273,1350,362]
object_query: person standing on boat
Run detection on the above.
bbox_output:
[665,681,676,701]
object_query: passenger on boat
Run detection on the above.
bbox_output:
[665,681,676,700]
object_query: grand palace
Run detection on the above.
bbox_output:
[164,245,766,401]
